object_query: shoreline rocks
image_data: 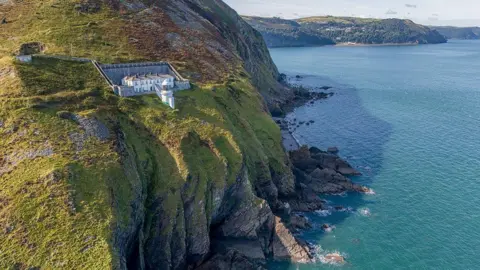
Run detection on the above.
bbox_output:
[268,75,371,268]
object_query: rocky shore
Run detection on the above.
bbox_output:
[268,76,372,266]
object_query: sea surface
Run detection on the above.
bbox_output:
[269,40,480,269]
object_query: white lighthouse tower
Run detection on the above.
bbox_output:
[160,80,175,109]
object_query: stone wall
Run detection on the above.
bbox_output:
[100,62,173,85]
[97,62,191,98]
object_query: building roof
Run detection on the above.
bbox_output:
[123,73,174,82]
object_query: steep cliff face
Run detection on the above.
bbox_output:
[0,0,304,269]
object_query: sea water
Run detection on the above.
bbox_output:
[269,40,480,269]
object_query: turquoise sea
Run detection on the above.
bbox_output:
[269,40,480,269]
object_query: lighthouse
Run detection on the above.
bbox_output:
[160,80,175,109]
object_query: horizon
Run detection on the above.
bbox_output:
[224,0,480,27]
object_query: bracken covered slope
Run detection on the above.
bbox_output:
[0,0,305,269]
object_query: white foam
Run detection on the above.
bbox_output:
[312,247,348,266]
[334,206,355,213]
[315,209,332,217]
[358,207,371,217]
[323,225,336,232]
[364,188,376,195]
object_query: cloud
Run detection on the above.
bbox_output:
[405,4,417,8]
[386,9,398,15]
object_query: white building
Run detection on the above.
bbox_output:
[121,74,174,93]
[15,55,32,63]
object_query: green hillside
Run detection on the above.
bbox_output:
[0,0,297,268]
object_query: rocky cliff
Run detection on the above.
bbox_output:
[244,15,447,47]
[0,0,310,269]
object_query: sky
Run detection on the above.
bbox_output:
[223,0,480,27]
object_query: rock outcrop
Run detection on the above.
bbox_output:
[288,146,369,197]
[272,217,312,263]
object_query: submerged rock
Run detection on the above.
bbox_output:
[327,146,339,153]
[324,253,345,264]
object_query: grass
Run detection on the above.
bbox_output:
[0,1,291,268]
[0,0,135,62]
[0,52,290,268]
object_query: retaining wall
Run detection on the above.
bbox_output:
[100,62,174,85]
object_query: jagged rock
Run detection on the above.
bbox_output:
[216,199,274,240]
[1,17,7,24]
[310,152,361,176]
[272,217,312,263]
[308,168,367,193]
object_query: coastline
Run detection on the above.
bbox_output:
[271,75,373,265]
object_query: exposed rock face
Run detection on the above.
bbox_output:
[272,217,312,263]
[73,115,110,141]
[112,130,147,270]
[206,168,311,268]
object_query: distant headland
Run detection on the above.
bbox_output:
[243,15,448,47]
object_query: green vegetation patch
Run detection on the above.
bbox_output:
[14,57,103,96]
